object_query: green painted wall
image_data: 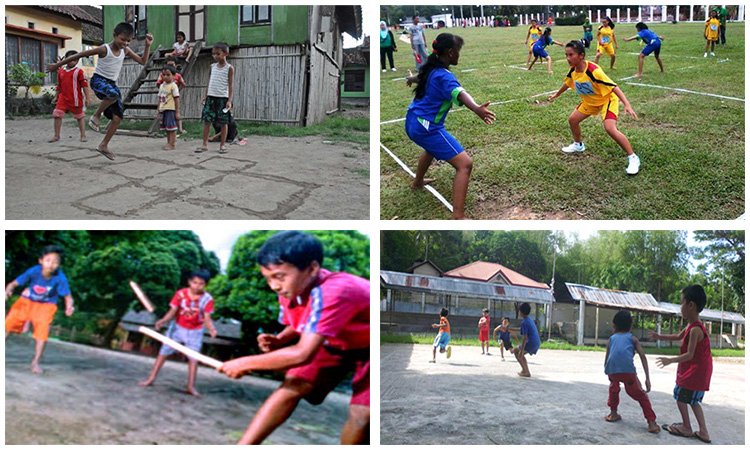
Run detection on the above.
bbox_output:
[239,22,272,45]
[207,6,239,46]
[271,5,308,45]
[341,66,370,98]
[102,6,125,41]
[147,6,175,50]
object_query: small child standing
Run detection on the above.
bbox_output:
[654,285,713,443]
[478,308,491,355]
[139,270,217,397]
[157,66,180,150]
[198,42,234,154]
[547,40,641,175]
[156,57,187,134]
[493,317,512,361]
[50,50,90,143]
[5,245,75,374]
[604,310,659,433]
[430,307,452,362]
[704,11,720,57]
[47,23,153,160]
[511,303,539,377]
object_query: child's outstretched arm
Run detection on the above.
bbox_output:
[612,86,637,119]
[219,332,324,378]
[125,33,153,65]
[47,46,105,72]
[405,69,419,87]
[656,326,703,368]
[633,336,651,392]
[648,327,686,341]
[548,84,569,102]
[5,280,19,299]
[257,326,299,352]
[623,35,639,42]
[457,90,495,124]
[63,294,75,317]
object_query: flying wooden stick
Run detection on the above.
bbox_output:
[129,280,155,313]
[138,326,222,369]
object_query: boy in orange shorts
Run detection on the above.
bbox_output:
[5,245,75,374]
[50,50,90,143]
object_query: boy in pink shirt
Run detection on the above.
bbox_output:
[219,231,370,444]
[653,285,713,443]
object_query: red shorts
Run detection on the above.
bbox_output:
[479,328,489,341]
[287,345,369,407]
[5,297,58,341]
[53,98,85,120]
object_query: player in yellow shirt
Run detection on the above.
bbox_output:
[547,40,640,175]
[525,20,543,65]
[594,17,618,69]
[704,10,720,57]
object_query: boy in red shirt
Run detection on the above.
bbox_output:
[653,285,713,443]
[478,308,491,355]
[50,50,90,143]
[139,270,217,396]
[219,231,370,444]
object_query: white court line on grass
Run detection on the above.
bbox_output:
[619,65,697,81]
[379,142,454,212]
[460,68,477,72]
[626,52,709,60]
[391,77,406,81]
[625,82,745,102]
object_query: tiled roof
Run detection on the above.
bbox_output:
[444,261,549,289]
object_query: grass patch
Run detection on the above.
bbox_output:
[381,333,745,357]
[380,23,744,219]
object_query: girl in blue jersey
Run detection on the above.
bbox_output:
[623,22,665,78]
[404,33,495,219]
[527,27,564,74]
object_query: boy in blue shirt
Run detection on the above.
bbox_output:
[623,22,665,78]
[493,317,513,361]
[511,303,540,377]
[604,310,659,433]
[5,245,75,374]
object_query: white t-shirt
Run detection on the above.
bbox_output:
[409,23,425,45]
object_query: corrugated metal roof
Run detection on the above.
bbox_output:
[657,302,745,324]
[381,270,554,304]
[565,283,662,313]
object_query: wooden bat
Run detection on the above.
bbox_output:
[138,326,222,369]
[129,280,155,313]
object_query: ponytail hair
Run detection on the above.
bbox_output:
[605,16,615,29]
[414,33,464,99]
[543,27,552,37]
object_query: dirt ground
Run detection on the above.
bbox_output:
[380,344,745,445]
[5,117,369,219]
[5,335,351,444]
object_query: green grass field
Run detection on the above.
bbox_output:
[380,23,745,219]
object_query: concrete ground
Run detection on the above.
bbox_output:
[5,335,351,444]
[380,344,745,445]
[5,117,369,219]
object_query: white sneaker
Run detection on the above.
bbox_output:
[626,154,640,175]
[710,52,716,57]
[382,69,386,72]
[562,142,585,153]
[391,67,397,72]
[704,52,708,57]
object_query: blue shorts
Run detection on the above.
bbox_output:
[405,113,464,161]
[641,42,661,57]
[524,342,539,356]
[90,73,124,119]
[673,385,705,405]
[532,46,549,59]
[160,110,178,131]
[498,337,512,350]
[433,332,450,350]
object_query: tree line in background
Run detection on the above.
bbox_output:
[380,230,744,313]
[5,230,369,349]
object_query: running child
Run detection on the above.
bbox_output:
[527,27,564,73]
[511,303,540,377]
[547,40,641,175]
[157,66,180,150]
[524,19,543,64]
[594,17,618,69]
[478,308,491,355]
[493,317,513,361]
[430,307,452,362]
[5,245,75,374]
[50,50,90,143]
[47,23,153,160]
[623,23,665,78]
[165,31,192,60]
[653,285,713,444]
[139,270,217,397]
[197,42,234,154]
[218,231,370,444]
[704,11,720,57]
[404,33,496,220]
[604,310,660,433]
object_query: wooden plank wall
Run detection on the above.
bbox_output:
[117,45,307,125]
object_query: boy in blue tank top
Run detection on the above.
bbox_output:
[604,310,659,433]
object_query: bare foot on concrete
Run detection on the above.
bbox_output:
[49,136,60,143]
[138,379,154,387]
[31,362,43,374]
[186,387,201,397]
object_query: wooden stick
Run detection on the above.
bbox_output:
[129,280,155,313]
[138,326,222,369]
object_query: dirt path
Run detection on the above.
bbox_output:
[5,117,369,219]
[5,335,349,444]
[380,344,745,445]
